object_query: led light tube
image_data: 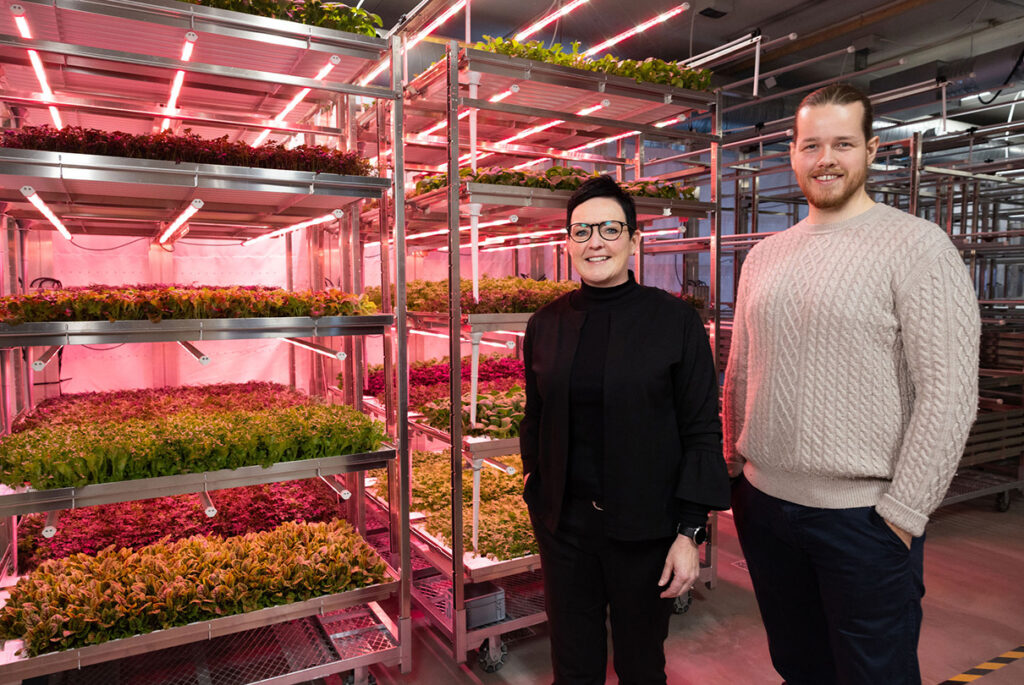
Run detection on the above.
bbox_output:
[162,32,198,130]
[158,198,204,244]
[178,340,211,365]
[407,218,517,243]
[409,328,512,349]
[514,115,685,170]
[254,55,340,145]
[449,102,608,169]
[583,3,689,57]
[12,6,31,37]
[515,0,592,42]
[199,490,217,518]
[166,70,186,112]
[27,50,53,98]
[318,474,352,500]
[242,209,343,246]
[20,186,71,239]
[42,511,59,538]
[32,345,62,372]
[360,0,469,86]
[47,105,63,129]
[283,337,347,360]
[481,238,563,252]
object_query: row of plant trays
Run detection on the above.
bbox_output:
[364,488,539,585]
[0,450,394,518]
[0,555,400,683]
[407,46,718,132]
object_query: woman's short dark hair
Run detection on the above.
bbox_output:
[794,83,874,143]
[566,175,638,235]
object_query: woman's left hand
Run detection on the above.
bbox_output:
[658,536,700,598]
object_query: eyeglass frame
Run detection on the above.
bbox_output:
[565,220,635,243]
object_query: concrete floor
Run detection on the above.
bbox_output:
[369,492,1024,685]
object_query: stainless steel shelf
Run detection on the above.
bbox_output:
[410,311,532,334]
[34,603,401,685]
[0,578,400,683]
[0,449,396,517]
[407,183,714,229]
[0,149,391,239]
[0,314,394,348]
[367,491,540,584]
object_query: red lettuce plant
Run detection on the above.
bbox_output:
[17,479,343,572]
[362,353,524,397]
[1,126,373,176]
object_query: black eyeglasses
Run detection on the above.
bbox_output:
[566,220,632,243]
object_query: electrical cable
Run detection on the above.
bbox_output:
[978,45,1024,104]
[69,237,148,251]
[81,344,126,350]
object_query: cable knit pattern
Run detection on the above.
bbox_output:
[723,203,980,536]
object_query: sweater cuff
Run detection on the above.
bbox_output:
[875,493,929,538]
[675,449,731,511]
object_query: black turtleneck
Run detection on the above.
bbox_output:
[564,272,710,530]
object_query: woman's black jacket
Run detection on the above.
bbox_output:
[519,283,731,540]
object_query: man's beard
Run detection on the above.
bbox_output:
[798,162,868,210]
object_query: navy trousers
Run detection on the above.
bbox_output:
[531,497,676,685]
[732,475,925,685]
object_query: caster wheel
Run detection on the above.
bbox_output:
[478,639,508,673]
[343,672,376,685]
[672,589,693,615]
[996,490,1011,512]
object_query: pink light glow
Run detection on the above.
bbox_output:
[408,0,468,51]
[180,38,195,62]
[514,114,685,170]
[360,0,467,87]
[481,228,564,246]
[21,186,72,240]
[582,4,689,57]
[407,218,516,242]
[409,328,512,349]
[481,238,563,252]
[514,0,592,42]
[418,110,469,137]
[166,70,186,111]
[489,87,517,103]
[48,105,63,129]
[447,102,608,170]
[254,56,340,146]
[27,50,53,98]
[14,15,31,39]
[241,210,342,246]
[159,199,204,245]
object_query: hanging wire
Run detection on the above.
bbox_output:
[69,237,149,251]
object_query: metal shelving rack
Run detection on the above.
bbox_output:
[0,1,411,683]
[365,32,724,668]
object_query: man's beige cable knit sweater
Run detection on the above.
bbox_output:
[723,203,980,537]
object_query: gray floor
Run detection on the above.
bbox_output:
[370,492,1024,685]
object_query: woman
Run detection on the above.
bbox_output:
[520,174,730,684]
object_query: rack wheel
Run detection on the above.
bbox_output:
[343,672,376,685]
[996,491,1011,512]
[672,589,693,615]
[478,638,508,673]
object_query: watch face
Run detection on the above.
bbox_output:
[692,527,707,545]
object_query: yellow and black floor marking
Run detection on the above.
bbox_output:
[939,645,1024,683]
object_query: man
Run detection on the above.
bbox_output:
[723,83,980,685]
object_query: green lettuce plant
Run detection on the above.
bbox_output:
[0,284,376,326]
[0,402,387,490]
[412,165,696,200]
[368,276,578,314]
[476,36,713,91]
[184,0,383,36]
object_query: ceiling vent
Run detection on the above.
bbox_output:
[698,1,733,19]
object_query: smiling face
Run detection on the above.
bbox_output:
[567,196,640,288]
[790,101,880,223]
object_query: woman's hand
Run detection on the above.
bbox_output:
[658,535,700,598]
